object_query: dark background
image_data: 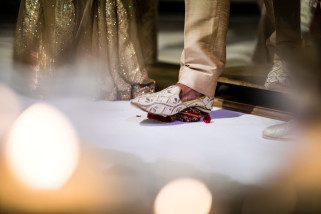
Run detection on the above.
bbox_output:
[1,0,259,24]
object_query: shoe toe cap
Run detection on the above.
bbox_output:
[263,123,291,140]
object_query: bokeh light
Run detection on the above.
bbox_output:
[154,178,212,214]
[5,103,80,190]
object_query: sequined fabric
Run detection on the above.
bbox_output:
[264,55,291,90]
[14,0,156,100]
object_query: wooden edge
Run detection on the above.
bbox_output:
[214,98,292,121]
[217,77,290,94]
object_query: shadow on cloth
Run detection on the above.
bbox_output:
[139,109,244,127]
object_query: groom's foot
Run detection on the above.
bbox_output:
[147,107,211,123]
[131,84,213,117]
[176,83,203,102]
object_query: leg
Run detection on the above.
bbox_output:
[263,0,301,90]
[131,0,229,117]
[262,0,276,56]
[263,0,302,139]
[252,0,275,64]
[178,0,230,98]
[273,0,301,60]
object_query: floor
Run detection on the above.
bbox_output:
[20,98,292,186]
[0,20,299,213]
[0,95,298,213]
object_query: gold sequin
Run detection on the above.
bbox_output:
[14,0,157,100]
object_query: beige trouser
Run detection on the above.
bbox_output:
[178,0,230,98]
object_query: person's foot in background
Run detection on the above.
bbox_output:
[263,120,296,141]
[264,55,291,91]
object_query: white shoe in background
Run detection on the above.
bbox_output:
[264,56,291,91]
[263,121,296,141]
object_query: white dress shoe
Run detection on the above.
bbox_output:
[131,85,213,117]
[263,121,296,141]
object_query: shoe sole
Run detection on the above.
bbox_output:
[262,133,293,141]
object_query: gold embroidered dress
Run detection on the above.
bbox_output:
[14,0,156,100]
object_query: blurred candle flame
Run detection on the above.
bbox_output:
[154,178,212,214]
[5,103,80,190]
